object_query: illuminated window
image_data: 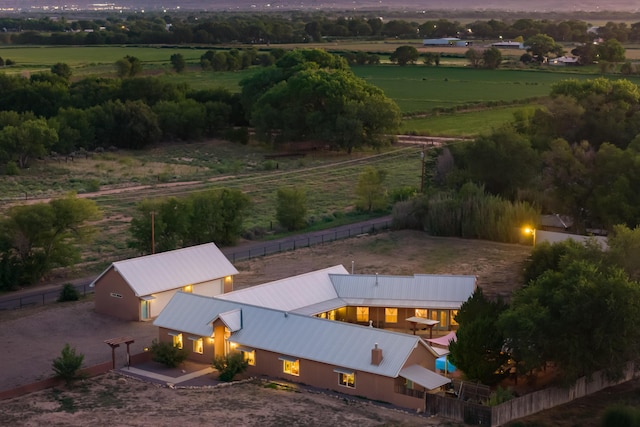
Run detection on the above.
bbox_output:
[415,309,427,318]
[327,310,336,320]
[183,285,193,293]
[385,308,398,323]
[193,338,203,354]
[283,359,300,376]
[242,350,255,366]
[172,333,183,349]
[451,310,459,326]
[356,307,369,322]
[338,372,355,388]
[318,312,327,319]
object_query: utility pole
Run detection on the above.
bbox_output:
[151,211,155,254]
[420,147,426,193]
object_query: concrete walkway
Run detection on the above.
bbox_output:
[122,365,215,385]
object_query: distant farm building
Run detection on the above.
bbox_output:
[423,38,472,47]
[549,56,579,66]
[491,41,525,49]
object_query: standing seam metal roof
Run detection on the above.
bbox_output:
[92,242,238,297]
[154,292,439,378]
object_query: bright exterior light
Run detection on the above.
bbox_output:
[523,227,536,246]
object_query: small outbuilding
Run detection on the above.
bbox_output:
[92,243,237,321]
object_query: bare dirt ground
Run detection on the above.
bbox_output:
[0,230,531,426]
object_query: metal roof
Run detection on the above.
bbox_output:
[93,243,238,297]
[217,265,347,311]
[399,365,451,390]
[330,274,476,308]
[154,292,441,378]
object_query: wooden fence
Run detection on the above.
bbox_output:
[428,362,636,426]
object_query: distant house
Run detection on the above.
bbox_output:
[92,243,238,321]
[491,41,525,49]
[154,292,451,411]
[423,37,472,47]
[549,56,579,66]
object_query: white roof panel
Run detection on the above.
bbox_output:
[399,365,451,390]
[331,274,475,308]
[218,265,347,311]
[95,243,238,297]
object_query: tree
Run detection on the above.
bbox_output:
[51,62,72,81]
[571,43,598,65]
[524,33,563,61]
[212,353,249,382]
[115,55,142,78]
[170,53,186,73]
[355,166,388,212]
[465,48,482,68]
[248,67,400,152]
[597,38,626,62]
[482,47,502,69]
[448,289,509,385]
[52,343,85,386]
[607,224,640,281]
[186,189,250,246]
[390,45,419,66]
[460,126,540,198]
[500,259,640,384]
[1,195,100,285]
[0,118,58,168]
[276,187,307,231]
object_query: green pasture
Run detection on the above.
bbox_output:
[400,105,539,137]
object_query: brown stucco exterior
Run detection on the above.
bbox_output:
[94,267,141,321]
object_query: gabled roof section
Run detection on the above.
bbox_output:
[92,242,238,297]
[212,308,242,332]
[217,265,347,311]
[330,273,476,309]
[156,292,438,378]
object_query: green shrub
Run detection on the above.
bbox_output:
[486,386,515,406]
[5,161,19,176]
[601,405,640,427]
[150,339,189,368]
[85,179,100,193]
[52,343,85,386]
[212,353,249,382]
[58,283,80,302]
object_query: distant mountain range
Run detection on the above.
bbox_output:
[2,0,639,13]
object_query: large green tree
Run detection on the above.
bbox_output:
[448,289,509,385]
[0,195,100,285]
[524,33,563,61]
[0,118,58,168]
[390,45,419,66]
[500,259,640,384]
[355,166,388,212]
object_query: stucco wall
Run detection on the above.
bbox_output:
[94,268,140,321]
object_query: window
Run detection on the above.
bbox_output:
[172,333,183,349]
[242,350,255,366]
[338,372,355,388]
[327,310,336,320]
[192,338,203,354]
[183,284,193,293]
[451,310,459,326]
[415,308,427,318]
[283,359,300,376]
[356,307,369,322]
[385,308,398,323]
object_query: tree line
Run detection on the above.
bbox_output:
[0,14,639,46]
[393,77,640,237]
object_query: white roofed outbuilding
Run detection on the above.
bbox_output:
[92,242,237,321]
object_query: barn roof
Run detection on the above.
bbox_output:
[91,242,238,297]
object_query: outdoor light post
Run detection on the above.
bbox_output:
[523,227,536,246]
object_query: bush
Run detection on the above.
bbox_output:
[150,339,189,368]
[601,405,640,427]
[5,161,19,176]
[58,283,80,302]
[52,343,85,386]
[212,353,249,382]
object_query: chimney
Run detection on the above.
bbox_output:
[371,343,383,365]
